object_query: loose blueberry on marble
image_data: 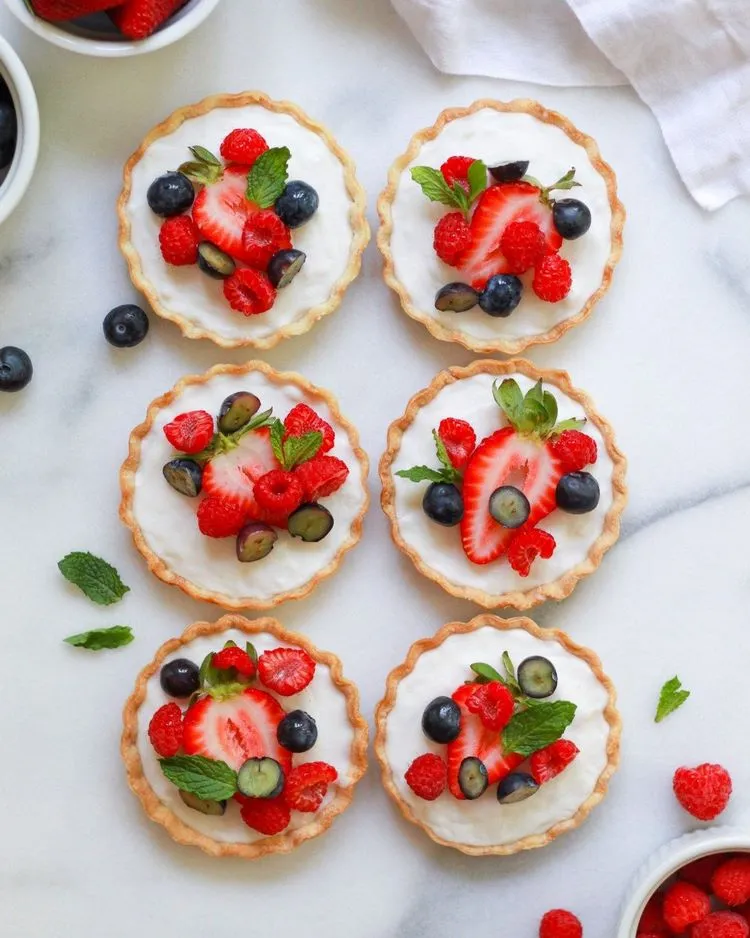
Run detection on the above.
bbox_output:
[147,171,195,218]
[162,458,203,497]
[0,346,32,392]
[422,696,461,743]
[478,275,522,317]
[160,658,200,698]
[458,756,488,799]
[488,485,530,528]
[267,249,306,288]
[103,305,150,348]
[197,242,236,279]
[497,772,539,804]
[288,503,334,543]
[422,482,463,526]
[488,160,529,183]
[218,391,261,434]
[434,282,479,313]
[552,198,592,240]
[274,180,319,228]
[556,471,600,514]
[277,710,318,753]
[0,89,17,172]
[517,656,558,699]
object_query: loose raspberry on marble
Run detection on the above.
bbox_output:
[438,417,476,470]
[220,128,269,168]
[440,155,475,191]
[148,702,183,757]
[550,430,598,474]
[404,753,448,801]
[284,403,335,453]
[692,912,750,938]
[196,494,248,538]
[507,528,556,577]
[212,646,256,677]
[532,253,572,302]
[223,268,277,316]
[294,455,349,501]
[159,215,200,266]
[500,220,547,273]
[465,681,514,731]
[712,857,750,907]
[285,762,338,812]
[662,881,710,933]
[433,212,471,265]
[673,763,732,821]
[239,794,291,835]
[254,470,304,526]
[538,909,583,938]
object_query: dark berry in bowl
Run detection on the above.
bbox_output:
[274,180,319,228]
[267,249,306,288]
[0,346,32,392]
[103,305,149,348]
[458,757,488,800]
[147,171,195,218]
[488,485,530,528]
[435,282,479,313]
[517,656,558,699]
[163,458,203,497]
[237,757,285,799]
[497,772,539,804]
[0,100,17,172]
[288,503,334,543]
[236,522,278,562]
[479,275,522,317]
[552,199,591,240]
[197,242,236,279]
[160,658,200,698]
[277,710,318,753]
[179,791,226,816]
[556,471,600,514]
[422,696,461,743]
[422,482,463,526]
[489,160,529,183]
[218,391,261,434]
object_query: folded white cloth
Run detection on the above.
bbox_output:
[392,0,750,209]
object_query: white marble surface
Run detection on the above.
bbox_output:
[1,1,750,935]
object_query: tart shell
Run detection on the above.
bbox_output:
[120,360,370,610]
[122,614,369,859]
[117,91,370,349]
[374,613,621,856]
[377,98,625,355]
[379,358,627,610]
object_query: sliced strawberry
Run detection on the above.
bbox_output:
[192,166,257,260]
[183,687,291,773]
[457,182,563,290]
[460,427,564,565]
[202,428,279,515]
[446,685,523,798]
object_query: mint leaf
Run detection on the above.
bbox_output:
[451,181,470,215]
[64,626,133,651]
[58,552,130,606]
[467,159,488,202]
[283,431,323,470]
[502,700,577,756]
[432,430,461,483]
[655,676,690,723]
[246,642,258,664]
[247,146,290,209]
[269,418,285,465]
[493,378,523,426]
[470,662,504,684]
[410,166,458,208]
[189,145,220,166]
[395,465,454,484]
[502,651,516,682]
[160,755,237,801]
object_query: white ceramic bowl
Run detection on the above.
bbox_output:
[4,0,222,57]
[0,33,39,226]
[617,826,750,935]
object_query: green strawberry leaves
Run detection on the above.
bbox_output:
[178,145,223,186]
[410,160,488,218]
[493,378,586,440]
[655,676,690,723]
[58,552,130,606]
[160,755,238,801]
[396,428,461,485]
[187,407,275,466]
[523,166,582,207]
[269,418,323,470]
[246,146,290,209]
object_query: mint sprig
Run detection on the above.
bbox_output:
[523,167,581,207]
[58,552,130,606]
[247,146,291,208]
[396,427,462,486]
[655,676,690,723]
[160,755,238,801]
[502,700,577,756]
[410,160,488,218]
[64,626,134,651]
[493,378,586,440]
[269,418,323,470]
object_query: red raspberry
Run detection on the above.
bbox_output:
[673,763,732,821]
[404,753,447,801]
[197,494,248,538]
[500,220,547,273]
[692,912,750,938]
[550,430,598,473]
[712,858,750,906]
[220,128,268,168]
[294,455,349,501]
[637,892,667,935]
[285,762,338,813]
[163,409,214,454]
[466,681,514,731]
[239,795,291,835]
[530,739,580,784]
[663,882,711,932]
[159,215,199,266]
[284,403,335,453]
[433,212,471,265]
[148,702,183,757]
[241,210,292,268]
[257,647,316,696]
[539,909,582,938]
[735,903,750,923]
[680,855,724,891]
[508,528,556,577]
[438,417,476,470]
[440,155,475,191]
[212,646,256,677]
[254,470,304,527]
[223,268,276,316]
[533,253,572,302]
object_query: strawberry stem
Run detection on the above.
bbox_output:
[523,167,581,207]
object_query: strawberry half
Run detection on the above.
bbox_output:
[446,685,523,798]
[457,182,562,290]
[202,428,279,516]
[183,687,291,774]
[192,166,257,260]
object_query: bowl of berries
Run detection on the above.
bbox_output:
[5,0,222,57]
[0,33,39,227]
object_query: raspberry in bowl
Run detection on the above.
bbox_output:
[118,92,369,348]
[0,34,39,227]
[119,361,369,610]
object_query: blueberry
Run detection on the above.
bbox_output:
[163,458,203,497]
[267,249,306,288]
[179,791,226,815]
[422,482,463,526]
[552,198,591,240]
[237,757,285,799]
[0,346,32,392]
[434,282,479,313]
[458,757,488,799]
[497,772,539,805]
[488,160,529,183]
[517,656,558,699]
[236,522,278,562]
[277,710,318,753]
[422,696,461,743]
[478,275,522,317]
[488,485,530,528]
[218,391,261,433]
[103,304,149,348]
[0,101,17,171]
[160,658,200,698]
[288,503,334,543]
[556,471,600,514]
[197,242,235,279]
[147,171,195,218]
[274,180,319,228]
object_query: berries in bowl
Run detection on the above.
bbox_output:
[121,614,368,857]
[118,92,369,348]
[0,34,39,227]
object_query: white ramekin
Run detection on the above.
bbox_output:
[4,0,222,57]
[0,33,39,226]
[617,826,750,935]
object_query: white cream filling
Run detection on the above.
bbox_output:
[136,629,358,844]
[390,372,615,595]
[388,108,614,342]
[384,626,611,847]
[131,371,366,602]
[125,103,357,342]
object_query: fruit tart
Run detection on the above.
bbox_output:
[378,98,624,355]
[118,92,369,349]
[122,615,368,858]
[120,361,369,610]
[380,359,627,609]
[375,614,620,855]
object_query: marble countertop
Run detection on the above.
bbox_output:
[2,1,750,934]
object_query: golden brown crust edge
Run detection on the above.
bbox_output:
[376,98,625,355]
[122,614,369,859]
[379,358,627,610]
[119,360,370,611]
[117,91,370,350]
[374,614,621,856]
